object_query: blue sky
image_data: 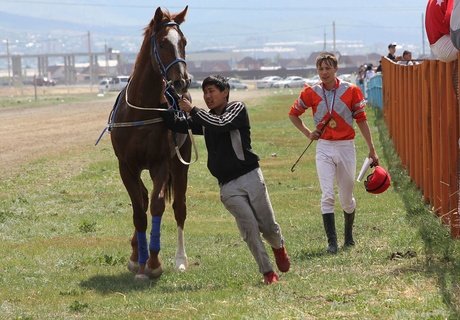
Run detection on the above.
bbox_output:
[0,0,430,56]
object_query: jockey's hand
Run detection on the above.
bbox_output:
[369,153,379,167]
[309,129,321,141]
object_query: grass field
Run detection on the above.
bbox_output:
[0,92,459,319]
[0,85,103,109]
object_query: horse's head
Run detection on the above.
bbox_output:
[149,6,190,95]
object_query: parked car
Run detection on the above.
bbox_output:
[189,79,201,88]
[34,76,56,86]
[228,78,248,90]
[272,76,307,88]
[304,75,320,86]
[256,76,283,89]
[98,78,111,92]
[98,76,129,92]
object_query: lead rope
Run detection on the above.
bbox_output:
[165,85,198,165]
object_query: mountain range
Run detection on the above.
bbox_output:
[0,1,429,59]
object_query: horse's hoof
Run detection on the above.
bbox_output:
[175,255,188,272]
[177,262,187,272]
[145,265,163,278]
[134,273,150,281]
[127,260,139,274]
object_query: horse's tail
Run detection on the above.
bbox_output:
[166,175,173,203]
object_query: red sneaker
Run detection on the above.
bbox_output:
[263,271,279,285]
[272,246,290,272]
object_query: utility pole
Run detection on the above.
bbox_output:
[323,28,326,51]
[104,42,109,78]
[87,31,93,90]
[421,13,426,56]
[5,39,11,86]
[332,21,336,53]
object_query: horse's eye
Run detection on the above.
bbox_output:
[159,37,169,49]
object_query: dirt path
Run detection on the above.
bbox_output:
[0,88,274,176]
[0,97,113,176]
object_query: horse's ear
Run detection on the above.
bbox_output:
[174,6,188,25]
[152,7,165,31]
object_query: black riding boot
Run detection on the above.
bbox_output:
[322,213,337,254]
[344,210,355,247]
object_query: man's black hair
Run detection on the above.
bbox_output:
[201,75,230,91]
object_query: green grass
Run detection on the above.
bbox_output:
[0,93,459,319]
[0,89,117,109]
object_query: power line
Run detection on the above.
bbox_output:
[0,0,425,12]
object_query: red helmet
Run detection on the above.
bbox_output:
[364,166,391,194]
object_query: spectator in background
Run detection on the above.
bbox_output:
[426,0,458,62]
[376,61,382,73]
[397,50,416,65]
[387,43,398,61]
[357,65,366,85]
[376,43,399,72]
[451,0,460,49]
[365,64,375,80]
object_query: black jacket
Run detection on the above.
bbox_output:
[162,101,260,184]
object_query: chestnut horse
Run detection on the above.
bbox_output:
[109,6,191,280]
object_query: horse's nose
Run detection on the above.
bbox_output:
[173,79,190,93]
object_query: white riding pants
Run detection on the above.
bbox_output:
[316,139,356,214]
[220,168,284,274]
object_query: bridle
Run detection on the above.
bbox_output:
[151,22,187,85]
[96,20,198,166]
[126,21,188,112]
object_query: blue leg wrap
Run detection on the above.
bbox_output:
[136,231,149,265]
[150,216,162,252]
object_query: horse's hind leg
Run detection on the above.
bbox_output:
[118,162,150,280]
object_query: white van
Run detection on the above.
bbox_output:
[98,76,129,93]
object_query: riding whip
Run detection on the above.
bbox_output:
[290,116,332,172]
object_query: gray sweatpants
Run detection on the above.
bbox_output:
[220,167,284,274]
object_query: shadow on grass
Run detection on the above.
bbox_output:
[79,272,161,294]
[374,107,460,318]
[295,246,329,260]
[80,271,217,294]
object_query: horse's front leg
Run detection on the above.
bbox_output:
[119,163,150,280]
[171,144,190,271]
[145,176,167,278]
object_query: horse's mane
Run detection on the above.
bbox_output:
[130,9,173,87]
[139,8,175,57]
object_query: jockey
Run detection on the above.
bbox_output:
[288,52,379,254]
